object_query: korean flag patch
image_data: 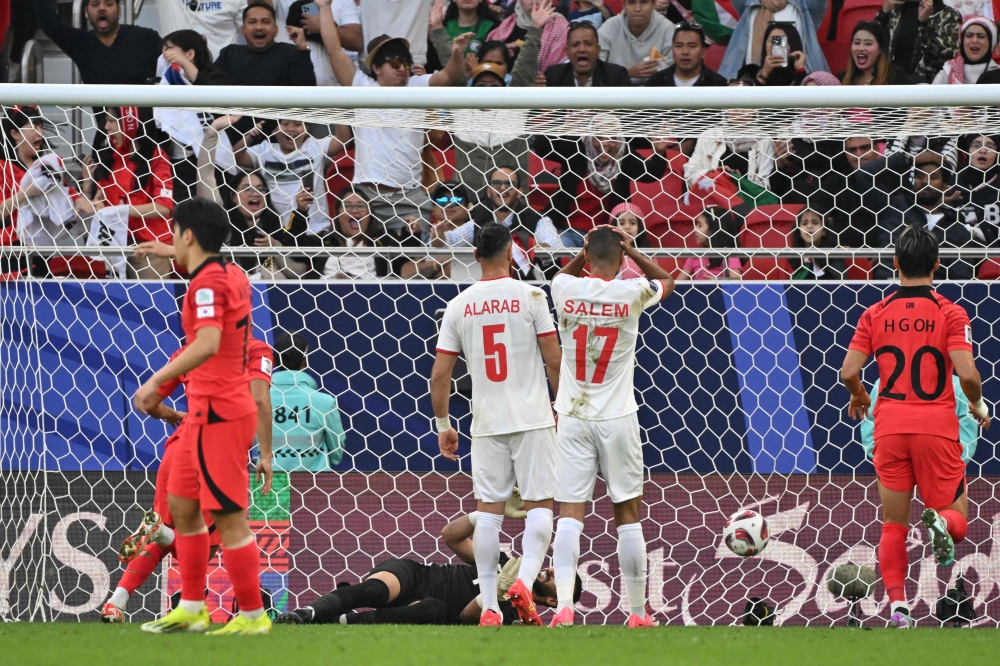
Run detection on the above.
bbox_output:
[966,325,973,344]
[197,305,215,319]
[195,288,214,305]
[261,357,273,376]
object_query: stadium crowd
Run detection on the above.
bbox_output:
[2,0,1000,280]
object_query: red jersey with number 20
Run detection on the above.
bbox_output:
[849,285,973,440]
[181,257,256,424]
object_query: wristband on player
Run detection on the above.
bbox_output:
[971,398,989,419]
[435,416,452,433]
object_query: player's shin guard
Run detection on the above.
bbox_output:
[310,579,391,623]
[473,512,504,613]
[553,517,584,612]
[616,523,647,618]
[175,531,210,609]
[224,540,264,615]
[879,522,909,607]
[117,542,173,599]
[939,510,968,543]
[517,508,553,587]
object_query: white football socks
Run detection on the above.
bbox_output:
[152,523,176,548]
[553,517,584,612]
[179,599,205,613]
[517,508,554,588]
[473,512,504,613]
[108,587,129,610]
[617,523,647,618]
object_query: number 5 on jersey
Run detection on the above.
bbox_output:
[573,325,619,385]
[483,324,508,382]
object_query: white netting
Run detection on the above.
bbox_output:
[1,92,999,627]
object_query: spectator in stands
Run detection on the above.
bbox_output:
[320,0,474,240]
[216,2,317,87]
[360,0,434,66]
[465,40,516,84]
[877,0,961,81]
[283,0,363,86]
[430,0,500,71]
[598,0,675,84]
[839,21,909,85]
[932,15,998,84]
[570,0,616,28]
[645,21,728,87]
[1,106,93,276]
[429,181,475,247]
[953,133,1000,246]
[234,119,345,235]
[456,167,563,278]
[270,331,346,472]
[544,21,631,85]
[943,0,994,20]
[611,202,648,279]
[81,107,175,279]
[787,205,847,280]
[34,0,160,85]
[451,62,531,192]
[154,30,231,204]
[156,0,244,60]
[745,22,808,85]
[718,0,828,80]
[319,188,399,279]
[873,151,975,279]
[677,206,743,280]
[488,0,570,76]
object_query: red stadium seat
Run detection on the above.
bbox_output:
[324,149,355,211]
[836,0,882,42]
[820,41,851,76]
[741,257,793,280]
[704,44,727,73]
[846,257,873,280]
[978,259,1000,280]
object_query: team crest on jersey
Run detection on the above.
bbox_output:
[261,357,273,376]
[197,305,215,319]
[195,288,214,305]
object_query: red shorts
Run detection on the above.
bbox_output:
[156,424,220,546]
[168,413,256,513]
[874,434,966,510]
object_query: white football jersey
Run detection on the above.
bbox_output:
[551,274,666,421]
[436,277,558,437]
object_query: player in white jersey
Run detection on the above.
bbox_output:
[548,226,674,628]
[430,222,563,627]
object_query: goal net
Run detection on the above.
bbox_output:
[1,84,998,627]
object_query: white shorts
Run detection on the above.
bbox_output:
[555,413,643,504]
[471,426,556,503]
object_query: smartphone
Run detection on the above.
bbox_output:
[301,2,319,16]
[771,35,789,68]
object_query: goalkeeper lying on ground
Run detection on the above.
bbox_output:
[276,506,582,626]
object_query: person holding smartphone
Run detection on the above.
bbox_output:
[751,21,807,85]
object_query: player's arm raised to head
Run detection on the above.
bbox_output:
[950,349,991,429]
[251,378,274,495]
[441,514,476,564]
[613,226,675,297]
[840,349,872,420]
[556,244,588,278]
[134,327,221,415]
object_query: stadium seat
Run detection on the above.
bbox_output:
[704,44,727,73]
[820,41,851,75]
[846,257,873,280]
[324,149,356,210]
[836,0,882,42]
[979,259,1000,279]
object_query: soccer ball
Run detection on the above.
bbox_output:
[722,509,770,557]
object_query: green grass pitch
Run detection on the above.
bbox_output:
[3,623,999,666]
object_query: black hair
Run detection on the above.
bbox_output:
[373,40,413,67]
[326,186,385,248]
[567,21,600,42]
[490,166,522,190]
[587,226,624,265]
[475,221,512,261]
[1,106,50,164]
[533,572,584,606]
[161,29,214,71]
[673,21,707,47]
[759,22,804,86]
[790,207,837,249]
[285,0,324,42]
[432,180,471,205]
[93,106,170,193]
[896,224,939,278]
[274,331,310,371]
[476,40,509,63]
[697,206,741,269]
[243,1,277,22]
[444,0,498,27]
[173,197,232,253]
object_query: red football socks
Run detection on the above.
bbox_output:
[879,522,909,604]
[175,531,210,602]
[939,510,968,543]
[119,541,173,595]
[224,540,264,612]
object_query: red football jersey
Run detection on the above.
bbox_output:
[849,285,973,440]
[247,337,274,385]
[156,346,190,398]
[181,257,256,423]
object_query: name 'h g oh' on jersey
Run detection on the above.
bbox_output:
[435,276,557,437]
[551,274,666,421]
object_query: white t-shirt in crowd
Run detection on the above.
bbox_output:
[360,0,432,65]
[157,0,244,59]
[436,276,558,437]
[550,274,666,421]
[674,74,697,87]
[323,238,377,279]
[274,0,361,82]
[246,135,333,233]
[351,70,430,189]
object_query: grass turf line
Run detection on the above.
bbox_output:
[3,624,1000,666]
